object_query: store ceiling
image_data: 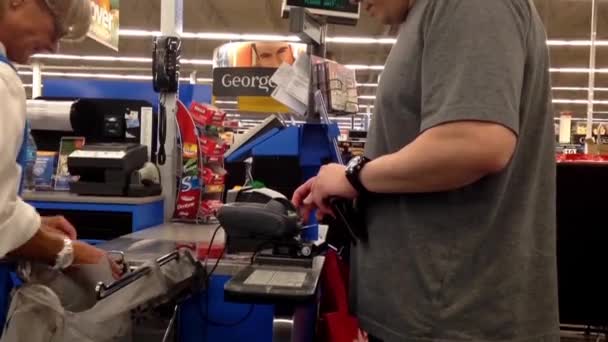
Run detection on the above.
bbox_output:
[18,0,608,118]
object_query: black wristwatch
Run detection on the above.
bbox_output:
[345,156,371,195]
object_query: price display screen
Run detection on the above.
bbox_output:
[287,0,359,15]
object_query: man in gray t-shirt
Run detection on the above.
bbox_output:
[292,0,558,341]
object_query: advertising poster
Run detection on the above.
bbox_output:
[54,137,86,191]
[173,101,202,221]
[88,0,120,51]
[212,42,307,113]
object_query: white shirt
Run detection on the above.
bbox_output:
[0,42,41,258]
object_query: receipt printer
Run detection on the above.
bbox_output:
[68,143,161,197]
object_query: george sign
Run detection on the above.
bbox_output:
[282,0,360,25]
[212,42,307,113]
[213,68,278,97]
[88,0,120,51]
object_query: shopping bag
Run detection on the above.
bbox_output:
[1,251,199,342]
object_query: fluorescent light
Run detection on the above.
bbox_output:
[553,99,608,105]
[181,32,300,42]
[33,54,152,63]
[20,70,150,81]
[180,32,239,40]
[547,40,608,46]
[550,68,608,74]
[241,34,299,42]
[326,37,396,44]
[552,87,589,91]
[118,29,161,37]
[19,70,213,83]
[214,100,238,105]
[181,58,213,66]
[32,53,212,66]
[43,71,152,80]
[122,29,300,42]
[350,66,608,73]
[355,85,608,91]
[552,87,608,92]
[119,29,608,48]
[358,95,376,100]
[345,64,384,70]
[30,53,608,76]
[357,83,378,87]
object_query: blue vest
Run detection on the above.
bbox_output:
[0,53,27,332]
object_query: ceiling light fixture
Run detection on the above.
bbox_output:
[32,53,213,66]
[357,83,379,87]
[553,87,608,92]
[553,99,608,105]
[326,37,397,44]
[352,67,608,73]
[28,53,608,75]
[345,65,385,70]
[547,40,608,46]
[33,54,152,63]
[118,29,608,47]
[17,70,213,82]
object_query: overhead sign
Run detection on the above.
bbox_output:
[282,0,360,25]
[213,68,278,97]
[88,0,120,51]
[212,42,307,113]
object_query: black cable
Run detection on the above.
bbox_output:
[199,225,254,335]
[250,240,276,264]
[157,99,167,165]
[203,225,222,272]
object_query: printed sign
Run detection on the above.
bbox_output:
[213,68,278,97]
[88,0,120,51]
[212,42,307,113]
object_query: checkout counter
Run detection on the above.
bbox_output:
[26,98,164,241]
[16,98,328,341]
[97,223,325,342]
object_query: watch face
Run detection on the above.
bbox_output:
[347,156,361,170]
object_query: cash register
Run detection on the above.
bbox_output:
[68,143,161,197]
[28,98,163,197]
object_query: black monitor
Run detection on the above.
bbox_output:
[557,162,608,326]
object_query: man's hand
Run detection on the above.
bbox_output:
[354,329,369,342]
[41,216,77,240]
[73,241,123,279]
[292,177,316,221]
[292,164,358,221]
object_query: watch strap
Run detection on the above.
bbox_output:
[53,238,74,270]
[346,156,371,195]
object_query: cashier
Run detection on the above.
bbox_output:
[0,0,120,328]
[294,0,558,342]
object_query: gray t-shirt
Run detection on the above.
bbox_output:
[352,0,559,341]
